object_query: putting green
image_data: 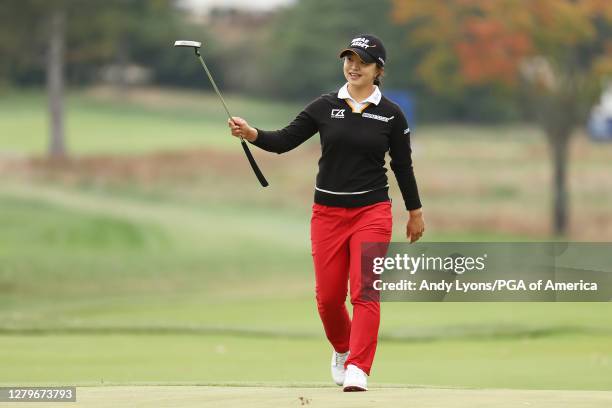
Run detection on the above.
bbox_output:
[6,385,612,408]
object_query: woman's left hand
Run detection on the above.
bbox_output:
[406,208,425,243]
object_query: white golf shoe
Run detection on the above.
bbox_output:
[343,364,368,392]
[331,350,349,386]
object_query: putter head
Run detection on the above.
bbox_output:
[174,40,202,48]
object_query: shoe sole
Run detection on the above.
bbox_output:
[343,385,367,392]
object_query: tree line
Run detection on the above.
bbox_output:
[0,0,610,235]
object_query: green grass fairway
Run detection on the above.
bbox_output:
[0,87,303,155]
[6,386,612,408]
[0,87,611,400]
[1,159,611,393]
[0,333,611,390]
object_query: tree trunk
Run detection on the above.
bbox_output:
[548,133,569,236]
[116,38,129,94]
[47,8,66,159]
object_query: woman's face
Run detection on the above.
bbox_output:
[343,52,381,87]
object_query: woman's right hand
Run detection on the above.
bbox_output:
[228,117,257,142]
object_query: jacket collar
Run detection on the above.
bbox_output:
[337,82,381,105]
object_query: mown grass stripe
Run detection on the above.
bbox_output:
[0,325,609,342]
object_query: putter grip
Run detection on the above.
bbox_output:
[241,140,269,187]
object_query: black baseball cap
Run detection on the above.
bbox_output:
[338,34,386,67]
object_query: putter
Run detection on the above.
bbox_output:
[174,40,269,187]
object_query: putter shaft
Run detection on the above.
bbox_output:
[195,50,235,132]
[187,46,269,187]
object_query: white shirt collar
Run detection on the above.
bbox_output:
[337,82,382,106]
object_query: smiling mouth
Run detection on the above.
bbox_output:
[349,73,361,79]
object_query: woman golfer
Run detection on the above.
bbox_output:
[228,34,425,391]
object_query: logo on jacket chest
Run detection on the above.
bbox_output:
[331,109,345,119]
[330,108,395,123]
[362,112,394,123]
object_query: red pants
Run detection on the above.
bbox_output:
[310,200,393,375]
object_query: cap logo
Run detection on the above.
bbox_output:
[351,37,376,49]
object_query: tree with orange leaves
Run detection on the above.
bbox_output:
[392,0,612,235]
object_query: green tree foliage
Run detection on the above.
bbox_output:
[256,0,411,99]
[0,0,202,86]
[0,0,189,157]
[392,0,612,235]
[254,0,519,121]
